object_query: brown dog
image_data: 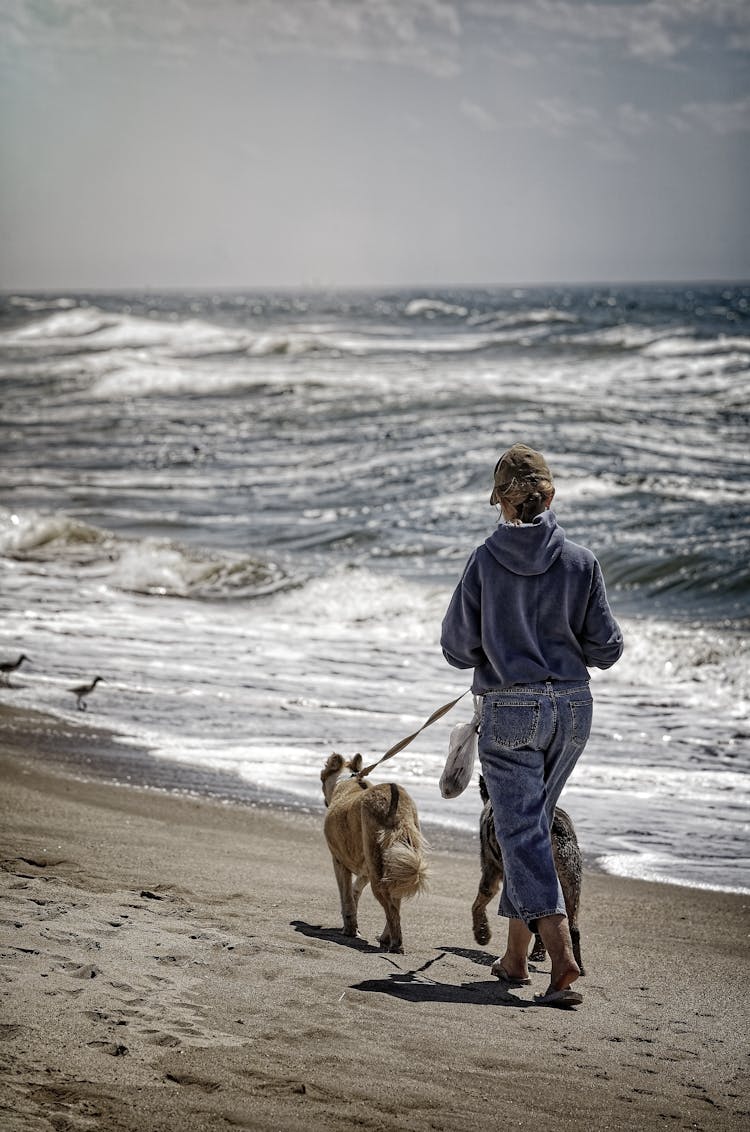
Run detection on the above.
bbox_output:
[321,753,428,953]
[472,775,585,973]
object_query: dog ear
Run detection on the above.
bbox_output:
[321,752,346,782]
[348,753,363,773]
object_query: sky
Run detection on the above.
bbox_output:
[1,0,749,290]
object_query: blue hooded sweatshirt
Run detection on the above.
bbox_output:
[441,510,623,693]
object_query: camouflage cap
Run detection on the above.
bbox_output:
[490,444,553,505]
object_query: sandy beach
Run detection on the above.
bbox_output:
[0,705,748,1132]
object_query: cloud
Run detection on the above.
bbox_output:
[676,95,750,134]
[528,83,750,160]
[530,96,645,162]
[259,0,464,76]
[4,0,749,88]
[460,98,498,131]
[0,0,464,77]
[532,96,600,136]
[617,102,654,136]
[467,0,750,64]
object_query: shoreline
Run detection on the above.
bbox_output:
[2,702,746,895]
[0,703,479,856]
[1,708,749,1130]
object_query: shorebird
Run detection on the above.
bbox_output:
[70,675,103,711]
[0,653,29,685]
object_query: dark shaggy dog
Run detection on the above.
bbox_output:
[471,775,585,973]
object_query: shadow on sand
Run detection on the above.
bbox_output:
[290,919,383,953]
[290,923,532,1007]
[349,962,530,1007]
[350,948,532,1007]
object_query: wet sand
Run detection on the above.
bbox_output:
[0,705,748,1131]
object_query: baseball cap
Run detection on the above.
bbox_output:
[490,444,553,505]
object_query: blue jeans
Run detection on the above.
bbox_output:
[478,681,593,928]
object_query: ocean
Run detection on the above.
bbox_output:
[0,283,748,895]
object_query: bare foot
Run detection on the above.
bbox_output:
[534,985,583,1008]
[491,955,530,984]
[548,960,580,992]
[494,919,534,983]
[537,914,580,991]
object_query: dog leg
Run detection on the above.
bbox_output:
[529,934,547,962]
[472,856,502,946]
[332,857,358,937]
[353,872,369,914]
[360,809,405,953]
[553,823,585,975]
[371,880,403,953]
[353,872,369,933]
[570,925,584,975]
[472,815,504,948]
[559,893,584,975]
[559,874,584,973]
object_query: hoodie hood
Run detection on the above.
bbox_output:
[484,509,565,576]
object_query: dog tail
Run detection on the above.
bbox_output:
[379,828,430,899]
[478,774,489,804]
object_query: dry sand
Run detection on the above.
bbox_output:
[0,705,748,1131]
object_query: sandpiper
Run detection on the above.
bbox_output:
[70,675,103,711]
[0,653,29,685]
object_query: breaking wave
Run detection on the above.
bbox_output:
[8,304,745,377]
[0,508,288,599]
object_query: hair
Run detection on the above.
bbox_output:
[496,475,554,525]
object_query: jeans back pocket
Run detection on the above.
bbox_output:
[491,701,540,749]
[569,698,593,746]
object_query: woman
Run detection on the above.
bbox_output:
[441,444,623,1008]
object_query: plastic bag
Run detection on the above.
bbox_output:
[439,696,482,799]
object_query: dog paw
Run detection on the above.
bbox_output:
[473,924,491,946]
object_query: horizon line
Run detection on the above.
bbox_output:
[2,275,749,295]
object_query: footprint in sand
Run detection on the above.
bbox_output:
[164,1072,220,1093]
[87,1040,129,1056]
[145,1030,182,1048]
[65,963,102,979]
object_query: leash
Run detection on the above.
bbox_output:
[356,689,471,779]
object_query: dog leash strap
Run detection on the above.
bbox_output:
[356,689,470,779]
